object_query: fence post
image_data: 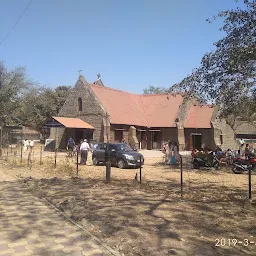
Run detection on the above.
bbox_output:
[180,155,183,198]
[40,145,42,165]
[249,167,252,200]
[20,133,23,166]
[27,151,32,169]
[0,125,2,158]
[139,155,142,184]
[76,149,79,176]
[54,149,57,168]
[54,127,57,168]
[106,149,111,183]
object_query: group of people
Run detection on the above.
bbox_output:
[67,137,91,165]
[163,141,180,165]
[191,142,255,167]
[23,139,35,152]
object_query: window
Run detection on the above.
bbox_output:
[96,143,106,150]
[220,135,223,145]
[108,144,116,151]
[78,97,82,112]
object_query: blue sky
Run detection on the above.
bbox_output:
[0,0,244,93]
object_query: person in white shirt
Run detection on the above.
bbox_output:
[29,140,35,151]
[23,139,28,152]
[80,139,90,165]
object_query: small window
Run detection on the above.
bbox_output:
[220,135,223,145]
[96,143,105,150]
[78,97,82,111]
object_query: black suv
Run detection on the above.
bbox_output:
[92,143,144,169]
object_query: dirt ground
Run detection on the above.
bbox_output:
[1,148,256,256]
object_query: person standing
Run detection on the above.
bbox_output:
[173,142,180,164]
[245,144,249,159]
[80,139,90,165]
[23,139,28,152]
[29,140,35,152]
[67,137,75,157]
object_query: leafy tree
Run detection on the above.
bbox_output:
[170,0,256,118]
[143,85,170,94]
[0,61,71,131]
[0,61,33,126]
[17,85,71,131]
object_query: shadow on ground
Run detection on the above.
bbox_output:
[20,176,256,256]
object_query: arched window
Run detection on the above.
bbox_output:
[78,97,82,112]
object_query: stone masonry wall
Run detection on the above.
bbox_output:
[58,75,107,142]
[212,119,239,150]
[184,128,215,150]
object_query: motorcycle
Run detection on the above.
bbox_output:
[192,152,220,170]
[232,154,256,174]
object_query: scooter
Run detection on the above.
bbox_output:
[232,154,256,174]
[192,152,220,170]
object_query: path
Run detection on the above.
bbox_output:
[0,168,112,256]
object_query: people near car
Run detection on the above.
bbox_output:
[80,139,90,165]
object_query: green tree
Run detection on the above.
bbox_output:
[143,85,170,94]
[17,85,71,131]
[171,0,256,118]
[0,61,33,126]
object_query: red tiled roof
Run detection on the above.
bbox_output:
[90,85,148,126]
[141,94,183,127]
[90,84,183,127]
[53,117,95,129]
[184,105,214,128]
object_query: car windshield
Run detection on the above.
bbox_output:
[116,144,134,152]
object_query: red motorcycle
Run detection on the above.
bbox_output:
[232,154,256,174]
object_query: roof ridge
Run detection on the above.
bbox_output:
[90,83,186,98]
[89,83,139,96]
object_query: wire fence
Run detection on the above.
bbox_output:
[0,142,254,202]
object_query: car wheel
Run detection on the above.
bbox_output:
[117,159,126,169]
[92,156,98,166]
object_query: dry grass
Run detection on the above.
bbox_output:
[1,147,256,256]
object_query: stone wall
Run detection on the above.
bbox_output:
[49,127,65,149]
[128,126,139,149]
[176,98,198,150]
[212,119,239,150]
[58,75,108,143]
[184,128,215,150]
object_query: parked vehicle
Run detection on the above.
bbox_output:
[232,154,256,174]
[192,152,220,170]
[92,143,144,169]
